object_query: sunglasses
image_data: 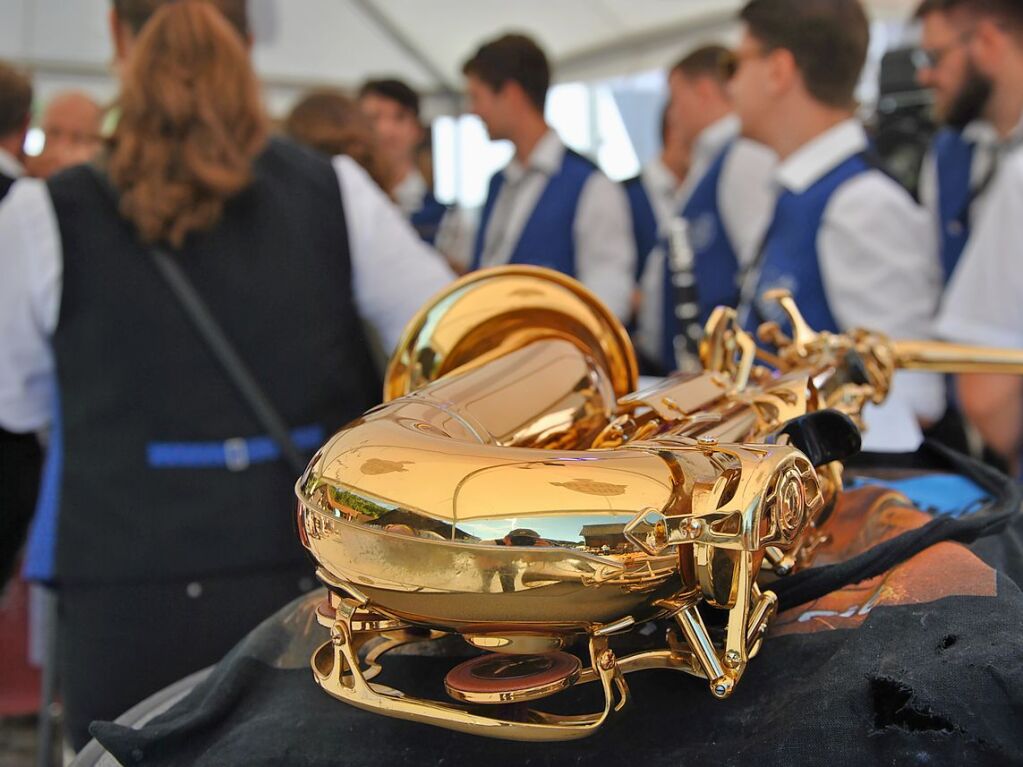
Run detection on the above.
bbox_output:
[717,48,768,81]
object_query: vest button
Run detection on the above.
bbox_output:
[186,582,203,599]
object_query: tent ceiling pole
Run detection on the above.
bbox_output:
[555,9,736,82]
[350,0,460,105]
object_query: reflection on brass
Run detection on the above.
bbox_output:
[296,267,1023,741]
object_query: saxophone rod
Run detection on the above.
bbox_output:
[892,340,1023,375]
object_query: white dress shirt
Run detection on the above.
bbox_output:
[766,118,945,449]
[936,146,1023,348]
[392,167,429,218]
[0,146,25,180]
[638,157,683,235]
[0,154,454,433]
[476,130,635,320]
[918,118,1023,257]
[635,115,776,364]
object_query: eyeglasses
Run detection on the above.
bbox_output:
[912,31,973,71]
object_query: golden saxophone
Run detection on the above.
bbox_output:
[295,266,1023,741]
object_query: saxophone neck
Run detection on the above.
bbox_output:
[891,339,1023,375]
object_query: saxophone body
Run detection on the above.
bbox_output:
[295,266,1023,741]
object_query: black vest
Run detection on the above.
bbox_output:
[0,170,14,201]
[46,139,380,584]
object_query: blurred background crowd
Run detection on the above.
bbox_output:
[2,0,1023,762]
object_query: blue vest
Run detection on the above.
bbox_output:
[623,174,658,281]
[659,144,740,371]
[471,148,597,276]
[932,128,975,283]
[744,154,872,335]
[410,189,448,246]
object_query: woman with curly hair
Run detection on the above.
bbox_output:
[0,0,451,747]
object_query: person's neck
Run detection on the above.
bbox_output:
[692,103,732,144]
[766,102,852,161]
[388,159,416,193]
[0,136,22,164]
[511,115,550,165]
[659,147,687,183]
[988,62,1023,139]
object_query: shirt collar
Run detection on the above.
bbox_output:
[962,115,1023,149]
[505,129,564,183]
[693,114,740,166]
[643,157,681,195]
[0,147,25,179]
[961,115,1023,154]
[962,119,997,146]
[392,167,428,215]
[775,118,868,194]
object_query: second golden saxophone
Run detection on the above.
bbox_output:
[295,266,1023,741]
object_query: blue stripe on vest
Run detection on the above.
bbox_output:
[847,474,989,518]
[660,143,741,372]
[471,149,596,277]
[933,128,975,283]
[23,393,63,582]
[745,154,872,335]
[146,423,326,470]
[623,175,658,281]
[410,190,448,246]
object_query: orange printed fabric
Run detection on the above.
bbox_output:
[772,486,996,637]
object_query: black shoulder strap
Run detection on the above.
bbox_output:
[772,441,1021,611]
[86,165,309,477]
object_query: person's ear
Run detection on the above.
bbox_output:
[970,18,1005,76]
[497,80,516,106]
[501,80,533,113]
[766,47,797,97]
[694,75,721,104]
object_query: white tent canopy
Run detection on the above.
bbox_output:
[3,0,920,115]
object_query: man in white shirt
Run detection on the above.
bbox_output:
[936,149,1023,467]
[462,33,635,321]
[0,60,31,200]
[933,1,1023,468]
[635,45,776,371]
[914,0,1023,283]
[730,0,945,450]
[623,103,689,284]
[358,78,458,253]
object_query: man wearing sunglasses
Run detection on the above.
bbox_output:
[935,1,1023,471]
[916,0,1023,284]
[729,0,944,450]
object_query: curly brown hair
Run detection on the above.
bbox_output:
[108,0,267,247]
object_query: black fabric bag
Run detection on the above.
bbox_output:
[91,443,1023,766]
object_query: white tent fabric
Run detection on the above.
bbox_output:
[2,0,920,115]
